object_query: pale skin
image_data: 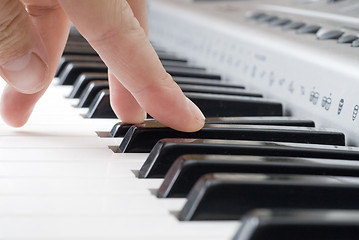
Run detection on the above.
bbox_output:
[0,0,205,132]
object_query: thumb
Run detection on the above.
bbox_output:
[0,0,48,94]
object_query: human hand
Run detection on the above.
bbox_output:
[0,0,205,132]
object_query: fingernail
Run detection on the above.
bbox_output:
[186,97,205,126]
[1,52,47,93]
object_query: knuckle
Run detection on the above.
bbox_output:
[0,0,30,62]
[88,0,143,45]
[0,0,30,64]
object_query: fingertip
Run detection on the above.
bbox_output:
[164,98,205,133]
[0,85,35,128]
[183,97,205,132]
[118,109,147,124]
[0,101,32,128]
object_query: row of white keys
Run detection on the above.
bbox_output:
[0,80,239,240]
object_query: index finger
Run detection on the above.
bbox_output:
[58,0,205,132]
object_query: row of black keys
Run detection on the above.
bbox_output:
[57,36,282,119]
[58,35,359,240]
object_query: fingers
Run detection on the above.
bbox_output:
[59,0,205,132]
[0,0,70,127]
[108,0,148,123]
[108,71,146,123]
[0,0,49,93]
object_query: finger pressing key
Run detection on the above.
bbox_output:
[59,0,205,132]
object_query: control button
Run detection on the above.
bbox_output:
[352,39,359,47]
[297,25,321,34]
[270,18,291,27]
[248,12,266,20]
[258,15,279,23]
[283,21,306,30]
[338,35,358,44]
[317,30,344,40]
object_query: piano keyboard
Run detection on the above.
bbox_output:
[0,76,241,240]
[1,0,359,239]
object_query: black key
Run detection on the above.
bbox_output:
[158,155,359,198]
[163,64,206,72]
[165,67,221,80]
[110,117,315,138]
[317,30,344,40]
[173,77,244,88]
[201,116,315,127]
[56,55,102,77]
[119,123,344,153]
[77,81,109,108]
[185,92,283,117]
[179,84,262,97]
[337,34,358,44]
[161,59,189,66]
[156,53,188,63]
[63,45,98,56]
[233,209,359,240]
[282,21,305,30]
[178,173,359,220]
[89,92,282,119]
[69,72,108,98]
[67,33,86,42]
[86,90,116,118]
[297,25,321,34]
[138,139,359,178]
[65,41,91,48]
[58,62,107,85]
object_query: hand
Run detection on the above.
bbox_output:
[0,0,205,132]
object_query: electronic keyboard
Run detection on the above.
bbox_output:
[1,0,359,239]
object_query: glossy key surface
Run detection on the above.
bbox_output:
[69,72,108,98]
[86,90,116,118]
[179,173,359,220]
[158,155,359,198]
[110,117,315,138]
[118,123,344,153]
[179,84,261,97]
[58,62,107,85]
[77,81,109,108]
[165,67,221,79]
[185,93,283,117]
[56,55,102,77]
[173,77,244,88]
[138,139,359,178]
[234,209,359,240]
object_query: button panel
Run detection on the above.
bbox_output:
[248,12,358,48]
